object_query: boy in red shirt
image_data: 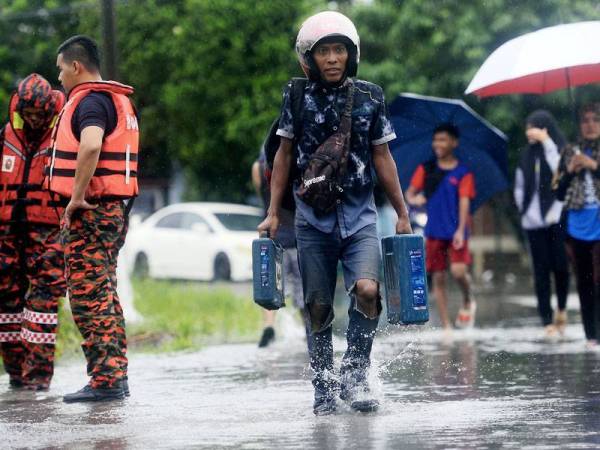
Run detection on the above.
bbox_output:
[406,124,476,330]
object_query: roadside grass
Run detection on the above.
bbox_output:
[52,280,263,359]
[56,301,83,359]
[129,279,262,352]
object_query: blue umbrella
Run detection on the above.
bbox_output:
[388,93,509,211]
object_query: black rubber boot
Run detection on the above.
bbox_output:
[9,377,24,389]
[63,381,127,403]
[340,308,380,413]
[123,376,130,397]
[258,327,275,348]
[309,327,337,415]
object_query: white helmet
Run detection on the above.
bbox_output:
[295,11,360,79]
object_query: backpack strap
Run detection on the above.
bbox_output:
[290,77,307,141]
[423,160,445,199]
[289,77,307,182]
[337,80,355,186]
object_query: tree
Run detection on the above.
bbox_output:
[347,0,600,170]
[0,0,84,107]
[162,0,309,201]
[2,0,598,203]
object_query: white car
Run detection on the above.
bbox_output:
[124,202,263,281]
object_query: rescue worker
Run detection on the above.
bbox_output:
[0,73,66,391]
[46,35,139,402]
[259,12,412,415]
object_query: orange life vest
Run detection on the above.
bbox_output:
[0,92,65,225]
[46,80,139,200]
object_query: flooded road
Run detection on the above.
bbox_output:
[2,291,600,449]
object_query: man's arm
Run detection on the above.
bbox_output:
[453,196,470,250]
[405,164,427,207]
[372,143,412,234]
[405,185,427,207]
[62,126,104,227]
[257,137,293,237]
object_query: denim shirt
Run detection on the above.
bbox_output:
[276,79,396,238]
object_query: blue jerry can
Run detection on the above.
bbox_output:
[381,234,429,325]
[252,237,285,310]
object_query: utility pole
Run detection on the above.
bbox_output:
[101,0,117,79]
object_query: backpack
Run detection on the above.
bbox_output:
[262,78,307,212]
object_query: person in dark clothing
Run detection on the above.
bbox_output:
[555,103,600,348]
[514,110,569,337]
[259,11,412,415]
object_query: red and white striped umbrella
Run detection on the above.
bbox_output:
[465,21,600,98]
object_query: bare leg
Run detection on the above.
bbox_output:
[262,310,276,328]
[450,263,472,308]
[432,271,451,329]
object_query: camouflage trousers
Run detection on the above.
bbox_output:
[0,224,66,388]
[61,200,128,389]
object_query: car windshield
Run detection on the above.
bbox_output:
[214,213,262,232]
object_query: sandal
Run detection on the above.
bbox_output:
[455,300,477,329]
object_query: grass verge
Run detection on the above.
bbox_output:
[54,279,263,358]
[129,279,262,352]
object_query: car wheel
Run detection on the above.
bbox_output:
[133,252,150,279]
[214,253,231,281]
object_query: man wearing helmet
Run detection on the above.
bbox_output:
[0,73,66,390]
[259,11,412,415]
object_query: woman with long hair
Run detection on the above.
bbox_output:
[515,110,569,337]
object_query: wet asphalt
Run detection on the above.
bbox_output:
[2,287,600,450]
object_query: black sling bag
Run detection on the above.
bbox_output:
[296,80,355,215]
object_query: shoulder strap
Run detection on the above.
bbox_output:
[423,160,437,174]
[290,77,307,141]
[337,80,356,185]
[423,159,445,199]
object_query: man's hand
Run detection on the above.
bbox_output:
[453,229,465,250]
[396,215,413,234]
[408,193,427,207]
[257,213,280,238]
[63,198,97,229]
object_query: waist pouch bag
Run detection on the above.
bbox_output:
[296,81,355,215]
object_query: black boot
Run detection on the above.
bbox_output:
[63,381,127,403]
[309,327,337,415]
[123,376,130,397]
[340,308,380,413]
[258,327,275,348]
[9,377,24,389]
